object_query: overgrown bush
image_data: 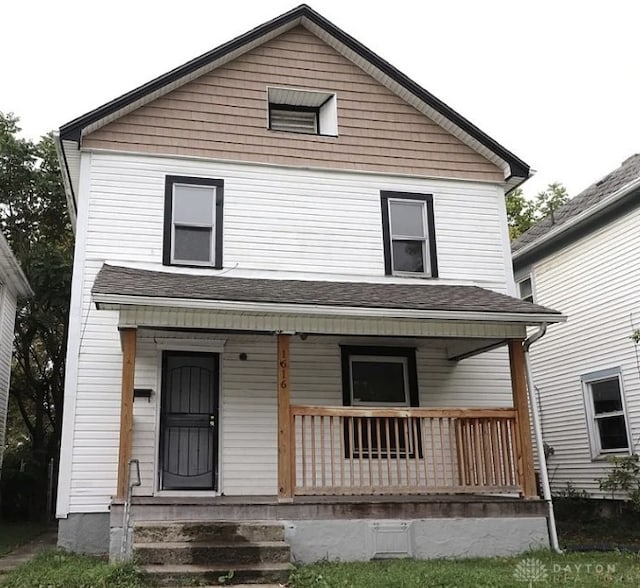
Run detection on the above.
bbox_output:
[598,454,640,511]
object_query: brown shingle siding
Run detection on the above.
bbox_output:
[84,27,502,183]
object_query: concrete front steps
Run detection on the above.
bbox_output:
[133,521,292,586]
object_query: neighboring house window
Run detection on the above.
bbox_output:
[380,192,438,277]
[341,346,420,457]
[267,87,338,136]
[518,275,534,303]
[163,176,224,268]
[582,369,630,458]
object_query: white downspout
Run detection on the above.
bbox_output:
[523,323,562,553]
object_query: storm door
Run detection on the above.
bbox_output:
[159,351,219,490]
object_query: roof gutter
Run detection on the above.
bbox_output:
[53,133,78,230]
[513,176,640,264]
[523,324,561,553]
[92,292,566,324]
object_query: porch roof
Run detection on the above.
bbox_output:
[92,264,563,324]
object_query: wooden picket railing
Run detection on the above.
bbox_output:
[290,406,521,496]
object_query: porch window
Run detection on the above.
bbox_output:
[341,346,420,457]
[582,369,630,458]
[380,191,438,277]
[163,176,224,268]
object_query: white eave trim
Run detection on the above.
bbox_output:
[92,292,566,325]
[54,133,78,229]
[513,176,640,262]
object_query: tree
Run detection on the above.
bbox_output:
[507,182,571,240]
[506,188,536,240]
[0,112,73,518]
[534,182,570,221]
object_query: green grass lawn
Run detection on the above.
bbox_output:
[0,551,144,588]
[0,521,49,556]
[290,551,640,587]
[2,550,640,588]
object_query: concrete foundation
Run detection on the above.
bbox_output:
[284,517,549,563]
[58,513,110,555]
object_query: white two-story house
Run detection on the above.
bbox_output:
[55,4,564,580]
[0,233,31,469]
[513,154,640,498]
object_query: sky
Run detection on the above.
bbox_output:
[3,0,640,198]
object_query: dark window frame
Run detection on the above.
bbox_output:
[380,191,438,277]
[340,345,421,458]
[268,103,321,135]
[163,175,224,269]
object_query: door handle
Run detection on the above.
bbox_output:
[209,415,216,428]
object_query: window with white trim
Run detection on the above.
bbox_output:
[267,87,338,136]
[518,275,534,303]
[163,176,223,268]
[381,192,438,277]
[582,369,630,458]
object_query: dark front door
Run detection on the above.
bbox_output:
[160,351,219,490]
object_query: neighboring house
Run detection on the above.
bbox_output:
[0,233,32,468]
[512,154,640,497]
[55,4,564,576]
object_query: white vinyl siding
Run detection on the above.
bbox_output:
[525,205,640,496]
[82,151,509,288]
[0,286,18,465]
[59,151,515,512]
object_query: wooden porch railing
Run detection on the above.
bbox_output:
[290,406,520,496]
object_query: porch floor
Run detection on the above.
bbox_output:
[112,493,547,524]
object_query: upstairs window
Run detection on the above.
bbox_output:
[582,369,630,458]
[518,275,534,303]
[381,192,438,277]
[268,87,337,136]
[163,176,224,268]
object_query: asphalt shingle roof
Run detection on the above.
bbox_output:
[92,264,561,316]
[512,154,640,255]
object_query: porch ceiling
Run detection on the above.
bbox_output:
[93,264,564,325]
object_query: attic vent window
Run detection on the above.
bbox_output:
[270,106,318,134]
[268,87,337,136]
